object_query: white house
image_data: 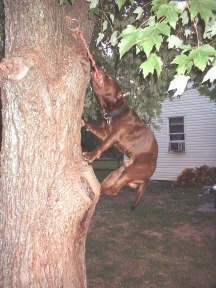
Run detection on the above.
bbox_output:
[151,89,216,181]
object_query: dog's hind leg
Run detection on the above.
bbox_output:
[101,166,125,195]
[101,164,141,197]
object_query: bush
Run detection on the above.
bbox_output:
[175,165,216,187]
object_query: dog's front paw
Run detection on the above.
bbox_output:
[83,151,97,163]
[84,122,92,132]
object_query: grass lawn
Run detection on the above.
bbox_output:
[86,170,216,288]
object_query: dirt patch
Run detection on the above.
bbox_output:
[172,223,214,247]
[143,229,163,239]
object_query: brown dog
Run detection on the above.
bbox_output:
[83,68,158,209]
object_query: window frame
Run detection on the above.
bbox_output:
[168,116,185,152]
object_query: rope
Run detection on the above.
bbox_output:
[66,17,100,77]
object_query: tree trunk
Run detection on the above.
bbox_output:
[0,1,100,287]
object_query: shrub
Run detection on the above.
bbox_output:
[175,165,216,187]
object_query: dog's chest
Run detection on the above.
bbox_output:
[104,121,113,135]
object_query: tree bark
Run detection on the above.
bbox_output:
[0,1,100,287]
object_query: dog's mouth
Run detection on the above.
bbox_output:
[91,69,104,88]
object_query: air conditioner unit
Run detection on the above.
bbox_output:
[169,142,185,152]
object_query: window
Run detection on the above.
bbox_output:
[169,117,185,152]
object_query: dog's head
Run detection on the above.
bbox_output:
[91,68,124,112]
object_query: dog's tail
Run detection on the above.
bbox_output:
[131,180,148,210]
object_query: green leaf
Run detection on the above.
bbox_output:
[167,35,183,49]
[138,27,163,57]
[115,0,126,11]
[202,66,216,83]
[59,0,67,5]
[133,6,143,20]
[140,53,163,78]
[118,25,142,58]
[172,54,193,74]
[184,28,192,38]
[204,16,216,39]
[86,0,99,9]
[189,44,216,71]
[168,75,190,97]
[102,20,108,32]
[88,7,99,17]
[180,10,189,26]
[156,2,181,29]
[180,44,192,54]
[110,31,118,47]
[59,0,75,5]
[96,32,104,46]
[139,23,170,57]
[172,45,216,74]
[156,22,171,36]
[189,0,216,26]
[109,13,115,23]
[151,0,168,12]
[119,22,170,59]
[146,16,156,26]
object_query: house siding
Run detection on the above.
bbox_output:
[152,89,216,181]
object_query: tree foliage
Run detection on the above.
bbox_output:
[85,0,216,96]
[77,0,215,126]
[59,0,216,128]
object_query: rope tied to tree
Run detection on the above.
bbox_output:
[66,17,103,87]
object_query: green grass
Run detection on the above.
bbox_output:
[86,178,216,288]
[92,159,120,171]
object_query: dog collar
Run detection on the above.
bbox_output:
[103,105,129,124]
